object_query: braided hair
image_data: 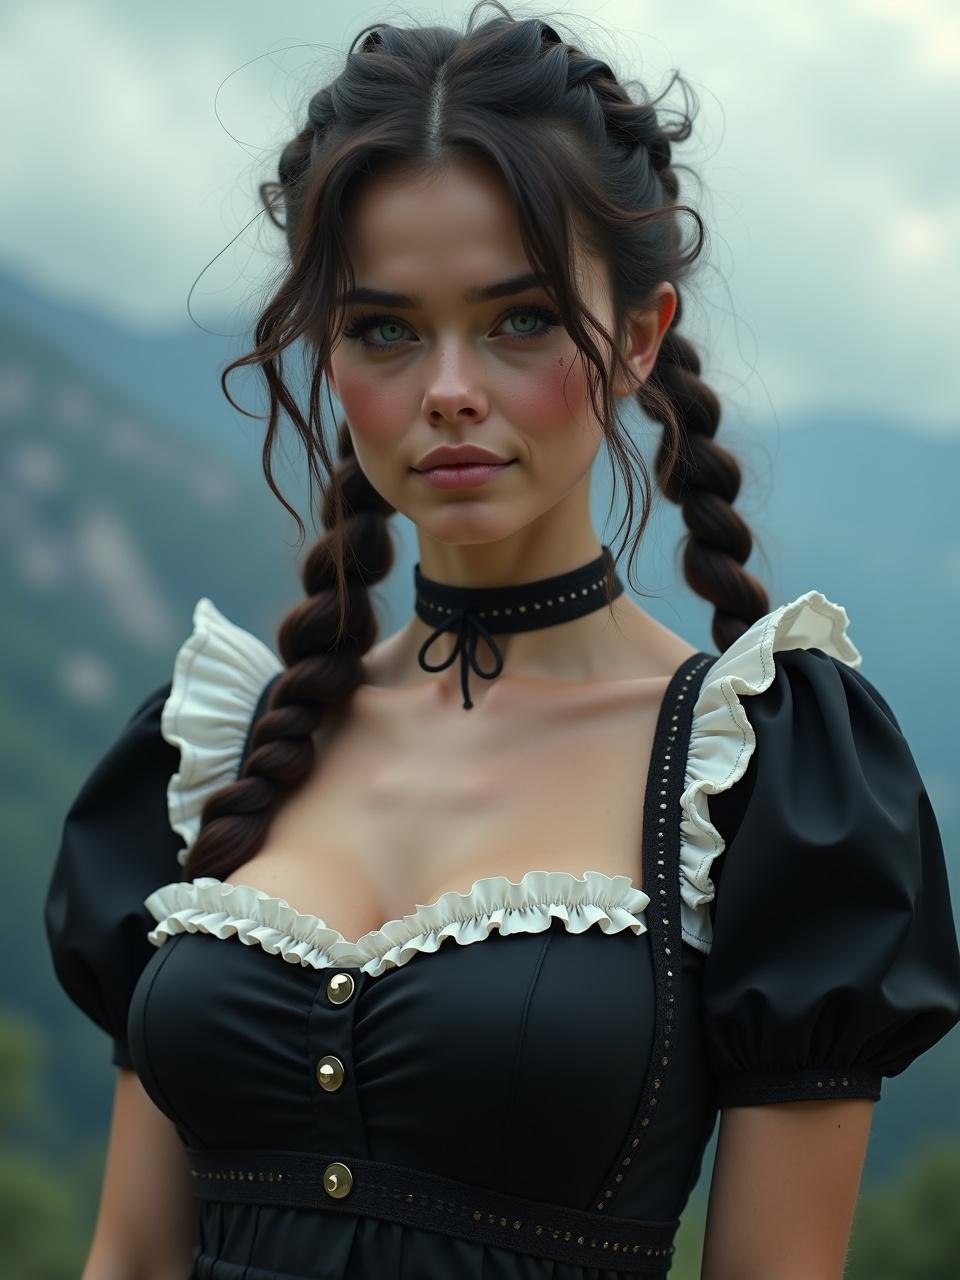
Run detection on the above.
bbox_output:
[183,0,770,884]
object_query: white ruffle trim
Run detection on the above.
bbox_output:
[159,589,861,961]
[143,870,652,978]
[161,597,283,866]
[677,588,862,955]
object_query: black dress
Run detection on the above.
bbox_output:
[44,590,960,1280]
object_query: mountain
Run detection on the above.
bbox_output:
[0,309,309,1132]
[0,263,255,462]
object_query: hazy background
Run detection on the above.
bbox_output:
[2,1,958,1276]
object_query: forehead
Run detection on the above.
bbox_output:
[342,158,604,303]
[344,160,525,278]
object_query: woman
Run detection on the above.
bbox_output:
[44,4,960,1278]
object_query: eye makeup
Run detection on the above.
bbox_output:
[342,304,563,353]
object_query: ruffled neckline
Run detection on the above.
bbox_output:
[144,868,652,978]
[158,587,863,961]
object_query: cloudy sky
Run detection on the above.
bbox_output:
[3,0,957,433]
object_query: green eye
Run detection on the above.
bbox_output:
[343,305,562,352]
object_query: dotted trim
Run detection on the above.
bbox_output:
[414,547,623,628]
[188,1166,675,1259]
[716,1070,883,1107]
[591,651,717,1213]
[186,1148,680,1273]
[416,569,615,619]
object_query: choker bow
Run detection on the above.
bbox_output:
[413,545,625,710]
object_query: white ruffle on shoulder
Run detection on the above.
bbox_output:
[161,597,283,867]
[153,588,861,971]
[677,588,861,953]
[143,870,652,979]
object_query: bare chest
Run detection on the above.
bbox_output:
[230,675,674,944]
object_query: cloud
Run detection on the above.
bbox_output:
[2,0,957,429]
[857,0,960,73]
[0,0,288,326]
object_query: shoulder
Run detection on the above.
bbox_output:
[160,597,284,865]
[679,587,887,953]
[674,591,960,1105]
[44,677,183,1066]
[44,597,284,1065]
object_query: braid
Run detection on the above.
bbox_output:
[561,41,680,188]
[571,49,770,651]
[645,318,770,654]
[180,421,395,884]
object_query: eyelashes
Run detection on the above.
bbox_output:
[342,304,563,352]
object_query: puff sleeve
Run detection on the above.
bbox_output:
[43,682,183,1069]
[701,645,960,1107]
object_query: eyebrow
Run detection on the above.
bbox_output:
[338,271,550,308]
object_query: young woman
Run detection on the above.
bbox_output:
[44,4,960,1278]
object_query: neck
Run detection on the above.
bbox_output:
[366,593,684,697]
[413,535,607,593]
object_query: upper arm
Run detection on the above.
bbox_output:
[699,1098,874,1280]
[82,1067,197,1280]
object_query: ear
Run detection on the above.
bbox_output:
[611,283,677,397]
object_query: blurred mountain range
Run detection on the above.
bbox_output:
[1,264,957,1184]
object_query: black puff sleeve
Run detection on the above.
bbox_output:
[43,682,183,1069]
[702,646,960,1107]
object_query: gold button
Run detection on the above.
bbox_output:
[323,1161,353,1198]
[327,973,355,1005]
[315,1055,346,1091]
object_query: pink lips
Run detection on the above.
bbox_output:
[414,461,516,489]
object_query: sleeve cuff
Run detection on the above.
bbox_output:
[716,1068,882,1107]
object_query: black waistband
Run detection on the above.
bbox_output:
[185,1147,678,1274]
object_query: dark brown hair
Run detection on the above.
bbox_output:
[182,0,770,883]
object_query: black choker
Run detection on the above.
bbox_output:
[413,545,625,710]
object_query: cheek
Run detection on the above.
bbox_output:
[505,357,592,439]
[330,369,398,442]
